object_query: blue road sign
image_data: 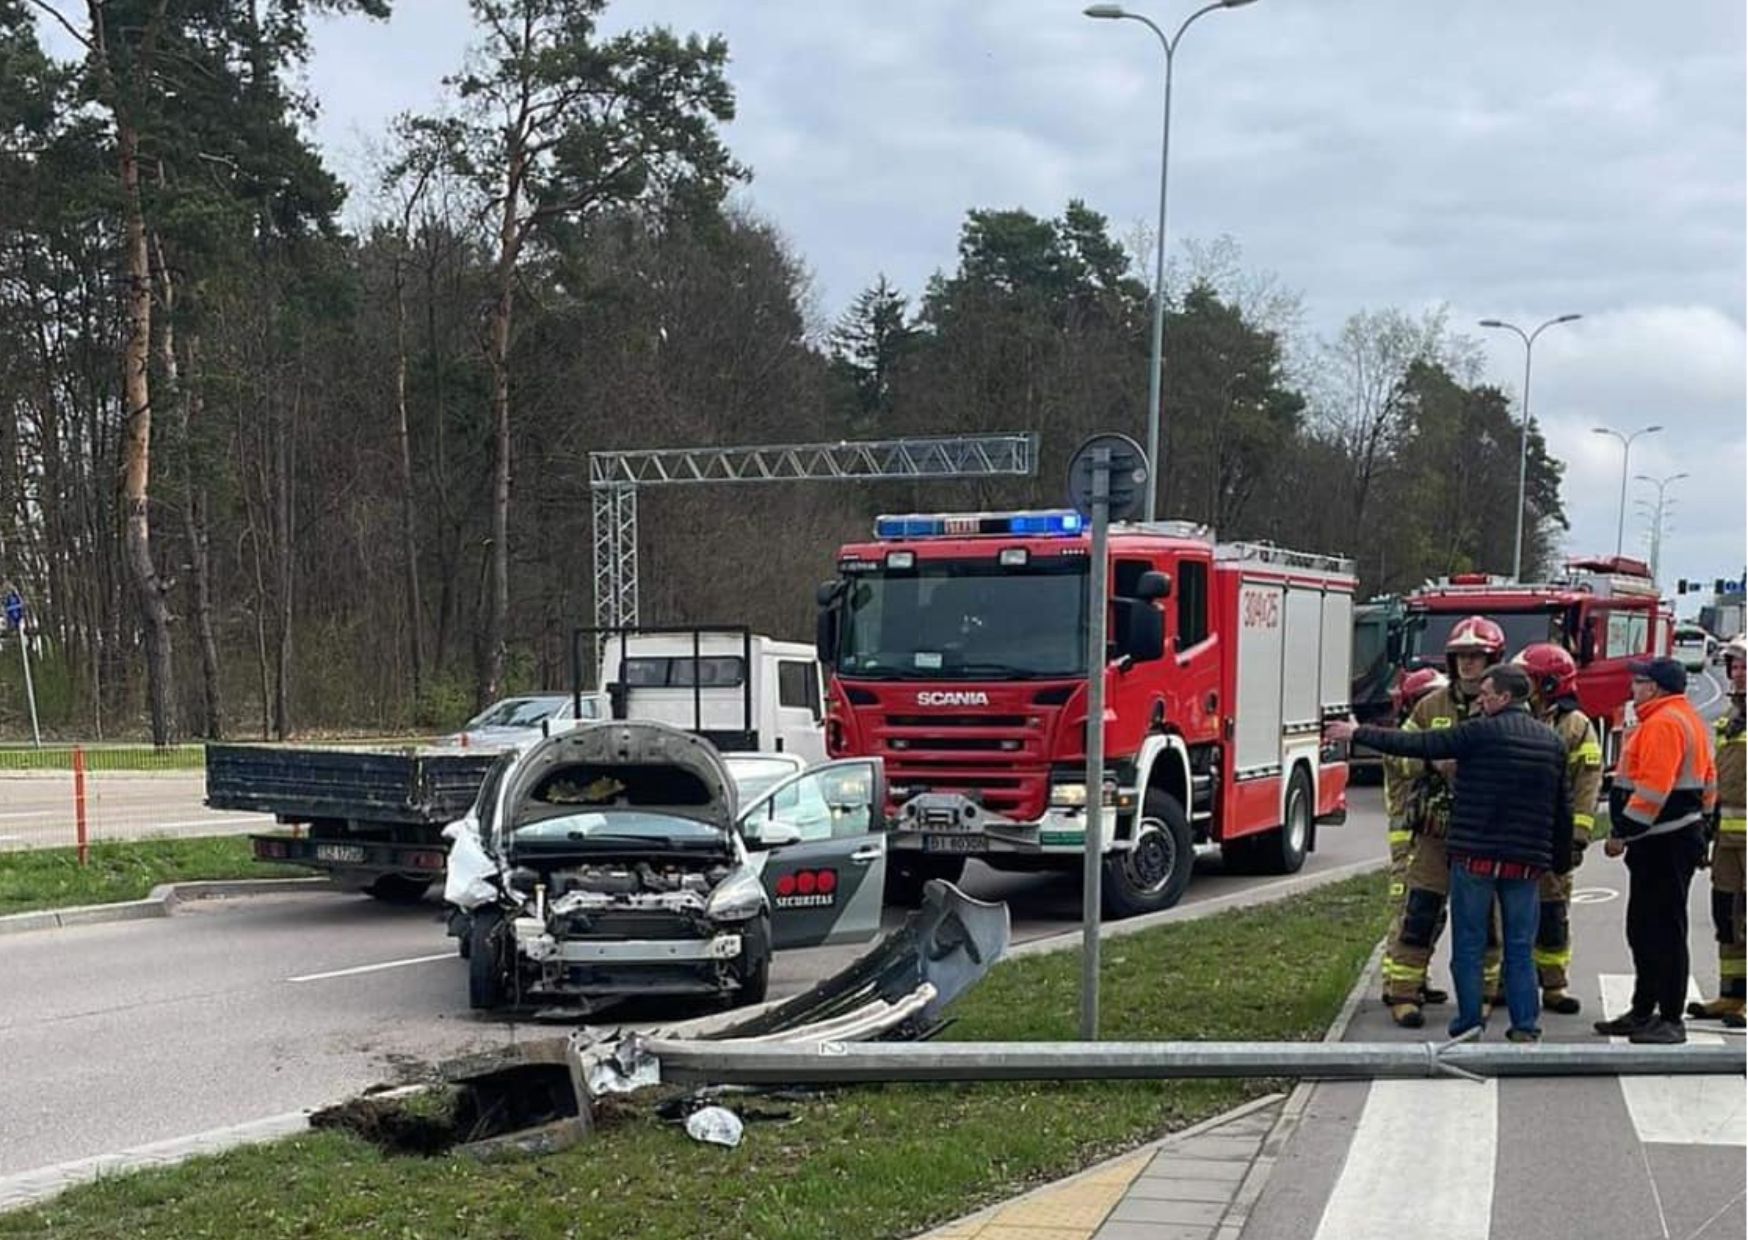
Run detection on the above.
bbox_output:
[3,590,22,630]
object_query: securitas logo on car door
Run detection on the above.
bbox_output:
[917,690,990,707]
[774,869,838,909]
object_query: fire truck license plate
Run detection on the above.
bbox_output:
[924,836,984,854]
[315,844,366,863]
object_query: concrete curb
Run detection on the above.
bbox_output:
[1008,856,1388,960]
[1210,937,1386,1240]
[0,878,328,938]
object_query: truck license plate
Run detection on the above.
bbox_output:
[314,844,366,863]
[924,836,983,854]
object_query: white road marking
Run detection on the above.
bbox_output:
[287,952,455,984]
[1312,1079,1498,1240]
[1690,670,1724,714]
[1571,886,1622,904]
[1599,973,1745,1147]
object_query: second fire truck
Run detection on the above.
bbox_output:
[815,509,1356,915]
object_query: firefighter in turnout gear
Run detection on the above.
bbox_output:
[1513,642,1604,1014]
[1690,635,1746,1028]
[1381,616,1507,1027]
[1381,667,1451,1004]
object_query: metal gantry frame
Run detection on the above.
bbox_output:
[588,433,1040,631]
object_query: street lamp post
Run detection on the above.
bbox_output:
[1634,471,1688,586]
[1085,0,1260,523]
[1478,313,1581,580]
[1592,424,1663,559]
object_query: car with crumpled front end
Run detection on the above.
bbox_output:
[445,721,888,1015]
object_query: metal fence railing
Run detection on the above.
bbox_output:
[0,744,263,856]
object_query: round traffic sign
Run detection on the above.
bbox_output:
[1067,433,1149,523]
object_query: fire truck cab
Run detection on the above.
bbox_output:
[1402,555,1673,770]
[815,509,1355,916]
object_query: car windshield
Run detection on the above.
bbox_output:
[511,809,725,846]
[466,697,568,729]
[727,756,803,802]
[1409,610,1564,664]
[1673,630,1707,647]
[836,558,1088,679]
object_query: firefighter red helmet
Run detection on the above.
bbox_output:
[1513,642,1578,700]
[1391,667,1448,715]
[1445,616,1506,658]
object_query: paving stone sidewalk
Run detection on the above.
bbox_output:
[919,1092,1289,1240]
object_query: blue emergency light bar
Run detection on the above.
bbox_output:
[874,509,1085,540]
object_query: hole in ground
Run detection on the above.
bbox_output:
[312,1064,580,1157]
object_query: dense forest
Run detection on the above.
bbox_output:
[0,0,1566,742]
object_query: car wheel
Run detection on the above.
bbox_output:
[467,908,510,1011]
[735,913,772,1006]
[1102,790,1193,918]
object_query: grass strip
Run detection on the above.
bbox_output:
[1,872,1388,1239]
[0,745,206,773]
[0,836,304,916]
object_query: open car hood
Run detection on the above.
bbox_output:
[498,721,739,840]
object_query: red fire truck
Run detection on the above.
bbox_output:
[814,509,1356,916]
[1401,555,1674,770]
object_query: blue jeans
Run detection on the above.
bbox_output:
[1448,864,1542,1036]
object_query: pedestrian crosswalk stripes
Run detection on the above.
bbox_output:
[1302,974,1744,1240]
[1598,973,1745,1147]
[1311,1079,1498,1240]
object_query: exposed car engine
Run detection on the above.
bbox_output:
[545,861,735,917]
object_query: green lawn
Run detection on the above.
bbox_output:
[0,873,1390,1240]
[0,836,305,916]
[0,744,207,773]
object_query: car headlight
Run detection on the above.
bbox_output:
[1050,782,1088,809]
[704,870,766,922]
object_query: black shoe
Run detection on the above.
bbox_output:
[1506,1027,1542,1044]
[1725,1012,1747,1030]
[1390,1003,1426,1029]
[1594,1012,1655,1037]
[1543,990,1582,1016]
[1629,1019,1687,1045]
[1421,986,1449,1006]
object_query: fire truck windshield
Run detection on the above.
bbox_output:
[1410,609,1566,664]
[836,559,1088,680]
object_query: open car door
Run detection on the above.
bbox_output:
[738,758,886,950]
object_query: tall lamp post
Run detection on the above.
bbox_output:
[1592,423,1662,558]
[1634,471,1688,586]
[1478,313,1581,580]
[1085,0,1260,522]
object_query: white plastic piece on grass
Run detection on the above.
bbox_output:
[684,1106,744,1148]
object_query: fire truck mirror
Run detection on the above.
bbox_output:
[1135,571,1172,602]
[815,608,839,665]
[1115,598,1166,663]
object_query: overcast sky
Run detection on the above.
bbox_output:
[51,1,1748,613]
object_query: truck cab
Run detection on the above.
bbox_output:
[595,628,827,764]
[1402,556,1671,770]
[816,509,1354,916]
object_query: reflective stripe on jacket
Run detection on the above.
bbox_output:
[1610,693,1718,842]
[1717,705,1745,837]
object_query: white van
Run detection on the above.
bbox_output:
[1672,625,1710,673]
[597,630,827,764]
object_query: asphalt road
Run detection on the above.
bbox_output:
[1242,668,1744,1240]
[0,791,1387,1181]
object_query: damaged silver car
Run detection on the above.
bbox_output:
[444,721,888,1015]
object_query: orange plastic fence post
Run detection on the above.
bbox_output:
[73,745,89,866]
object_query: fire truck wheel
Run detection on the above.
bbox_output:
[1103,790,1193,918]
[885,856,968,907]
[1225,768,1313,876]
